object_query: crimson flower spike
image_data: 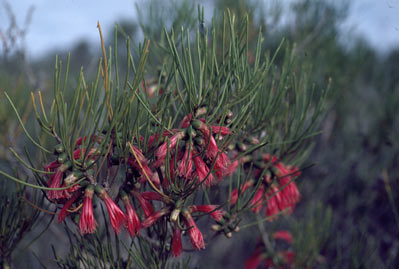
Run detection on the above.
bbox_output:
[121,191,141,237]
[182,210,205,250]
[79,185,97,235]
[96,186,126,234]
[171,224,182,257]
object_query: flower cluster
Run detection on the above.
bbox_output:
[41,112,302,260]
[231,154,301,221]
[151,117,236,187]
[40,116,234,255]
[245,230,294,269]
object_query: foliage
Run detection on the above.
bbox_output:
[0,3,327,268]
[1,0,398,268]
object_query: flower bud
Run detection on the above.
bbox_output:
[64,171,84,186]
[191,119,204,130]
[57,153,68,164]
[211,224,221,231]
[195,107,207,117]
[170,208,181,223]
[237,142,247,152]
[245,136,260,145]
[96,186,126,234]
[54,144,65,154]
[79,185,97,235]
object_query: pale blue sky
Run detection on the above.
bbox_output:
[1,0,398,59]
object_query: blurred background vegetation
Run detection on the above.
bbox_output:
[1,0,398,267]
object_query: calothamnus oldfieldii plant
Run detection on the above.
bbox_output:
[0,7,327,268]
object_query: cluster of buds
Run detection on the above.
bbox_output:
[231,154,301,221]
[245,230,294,269]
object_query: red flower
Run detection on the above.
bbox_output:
[57,191,81,223]
[96,187,126,234]
[212,152,231,179]
[131,190,154,217]
[56,171,83,200]
[230,181,253,205]
[171,225,182,257]
[141,80,158,98]
[121,192,141,237]
[211,126,231,136]
[79,185,97,235]
[192,152,215,186]
[244,247,263,269]
[44,160,60,171]
[148,130,172,147]
[183,210,205,250]
[273,230,293,244]
[192,120,234,180]
[47,162,71,200]
[154,132,185,166]
[265,251,295,268]
[250,185,266,214]
[141,191,165,202]
[179,114,193,128]
[232,155,301,221]
[189,205,224,222]
[47,169,64,200]
[282,251,295,264]
[265,188,281,220]
[141,207,170,228]
[225,159,239,177]
[177,142,194,179]
[277,176,300,214]
[73,147,98,160]
[127,145,158,185]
